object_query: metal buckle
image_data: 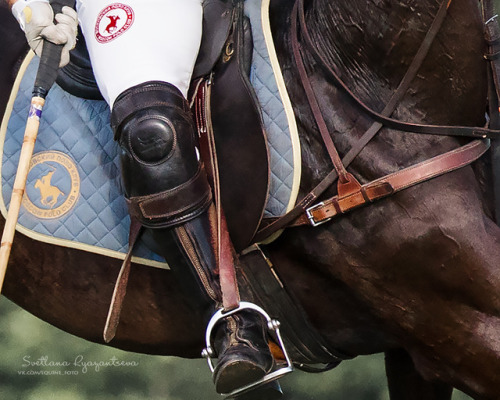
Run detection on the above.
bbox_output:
[486,14,499,25]
[305,202,331,227]
[201,302,294,398]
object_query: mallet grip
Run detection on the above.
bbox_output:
[34,0,75,97]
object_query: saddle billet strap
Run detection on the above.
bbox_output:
[289,140,490,227]
[253,0,453,242]
[297,0,500,140]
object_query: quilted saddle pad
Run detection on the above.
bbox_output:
[0,0,300,264]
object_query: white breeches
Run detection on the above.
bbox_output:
[75,0,203,106]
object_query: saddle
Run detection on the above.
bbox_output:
[51,0,339,368]
[57,0,269,252]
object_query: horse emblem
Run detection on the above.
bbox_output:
[105,15,120,34]
[95,4,135,44]
[22,151,80,219]
[34,170,65,209]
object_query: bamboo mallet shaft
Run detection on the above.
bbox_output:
[0,97,44,290]
[0,0,73,294]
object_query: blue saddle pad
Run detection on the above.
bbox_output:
[0,0,300,264]
[1,53,167,268]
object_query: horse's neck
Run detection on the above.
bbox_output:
[309,0,485,112]
[288,0,488,183]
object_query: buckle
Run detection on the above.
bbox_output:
[486,14,499,25]
[305,202,331,227]
[201,302,294,398]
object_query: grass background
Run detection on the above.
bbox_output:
[0,298,473,399]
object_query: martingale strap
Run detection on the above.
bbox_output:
[290,140,489,227]
[254,0,494,241]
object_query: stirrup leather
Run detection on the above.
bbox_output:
[201,302,294,397]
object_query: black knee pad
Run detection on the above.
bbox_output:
[111,81,212,228]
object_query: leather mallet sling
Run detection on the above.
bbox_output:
[0,0,75,293]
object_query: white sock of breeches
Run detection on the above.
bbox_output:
[75,0,203,106]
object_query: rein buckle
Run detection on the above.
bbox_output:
[306,202,331,227]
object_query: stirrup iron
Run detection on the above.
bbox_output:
[201,301,294,397]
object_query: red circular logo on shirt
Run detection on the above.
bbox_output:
[95,3,134,44]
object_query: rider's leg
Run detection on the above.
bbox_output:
[76,0,276,394]
[76,0,202,106]
[110,81,275,393]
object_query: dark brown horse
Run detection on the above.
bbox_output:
[1,0,499,399]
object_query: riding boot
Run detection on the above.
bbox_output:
[144,210,276,396]
[111,81,277,397]
[212,310,275,394]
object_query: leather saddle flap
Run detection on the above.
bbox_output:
[208,0,270,251]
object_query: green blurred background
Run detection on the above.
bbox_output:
[0,297,472,399]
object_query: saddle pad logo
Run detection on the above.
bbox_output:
[22,152,80,219]
[95,3,134,44]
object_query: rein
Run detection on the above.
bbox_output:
[254,0,496,240]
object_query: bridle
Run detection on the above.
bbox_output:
[254,0,500,241]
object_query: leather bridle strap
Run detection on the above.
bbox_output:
[289,139,490,227]
[290,0,349,183]
[254,0,455,242]
[297,0,500,139]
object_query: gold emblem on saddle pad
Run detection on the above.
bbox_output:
[22,151,80,219]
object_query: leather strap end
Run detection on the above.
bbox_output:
[103,220,142,343]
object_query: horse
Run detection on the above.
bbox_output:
[104,15,120,34]
[0,0,499,399]
[34,170,65,208]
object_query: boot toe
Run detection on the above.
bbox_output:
[229,380,283,400]
[214,358,267,394]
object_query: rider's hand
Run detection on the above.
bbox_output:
[12,0,78,68]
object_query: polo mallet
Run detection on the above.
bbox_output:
[0,0,74,293]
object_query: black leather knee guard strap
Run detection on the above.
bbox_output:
[111,81,212,228]
[126,165,212,228]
